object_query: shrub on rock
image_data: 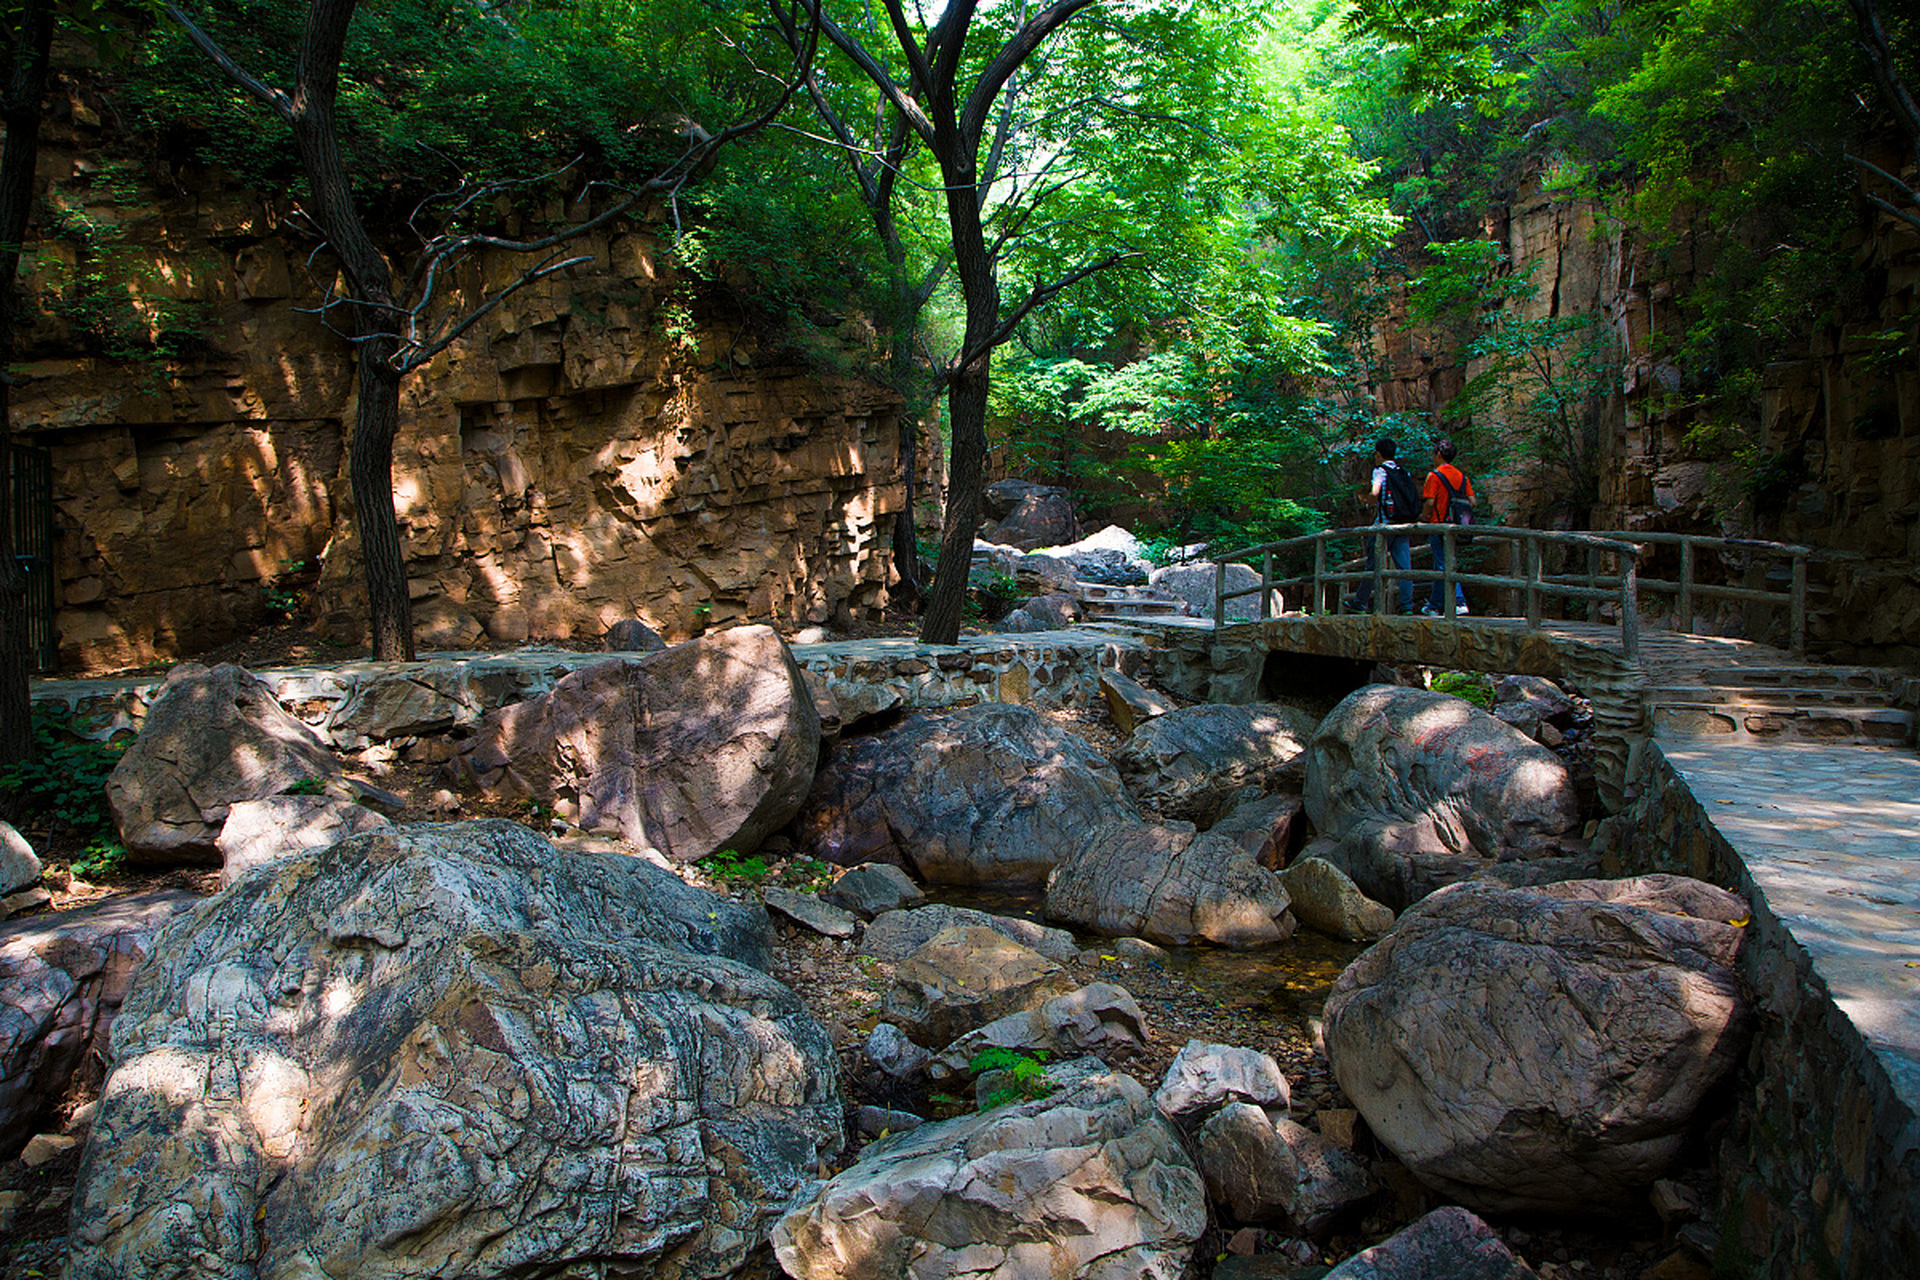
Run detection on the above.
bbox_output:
[67,821,841,1280]
[1323,875,1751,1216]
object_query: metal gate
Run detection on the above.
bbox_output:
[7,442,55,672]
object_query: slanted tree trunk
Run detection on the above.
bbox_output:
[0,0,53,764]
[287,0,414,659]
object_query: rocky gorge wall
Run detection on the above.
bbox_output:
[12,90,910,676]
[1362,172,1920,669]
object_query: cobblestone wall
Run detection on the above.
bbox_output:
[1607,747,1920,1280]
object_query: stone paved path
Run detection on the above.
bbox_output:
[1658,741,1920,1105]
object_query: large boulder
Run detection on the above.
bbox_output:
[105,662,345,863]
[1193,1103,1375,1237]
[881,925,1078,1049]
[988,490,1082,551]
[1148,563,1283,622]
[1303,685,1580,910]
[0,891,199,1158]
[1046,822,1295,948]
[792,703,1140,885]
[453,626,821,863]
[68,821,841,1280]
[772,1057,1206,1280]
[1323,875,1751,1215]
[1114,703,1318,826]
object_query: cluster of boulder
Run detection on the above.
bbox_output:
[3,620,1755,1278]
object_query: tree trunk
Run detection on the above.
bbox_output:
[918,154,999,645]
[351,345,415,661]
[289,0,414,661]
[0,0,53,764]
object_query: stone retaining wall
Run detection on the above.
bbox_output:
[28,628,1155,749]
[1607,746,1920,1280]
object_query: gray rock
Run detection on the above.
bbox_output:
[855,1106,924,1138]
[928,982,1149,1080]
[864,1022,932,1080]
[1195,1103,1376,1235]
[1323,1207,1538,1280]
[1490,675,1576,742]
[1153,1040,1292,1127]
[823,862,926,918]
[982,478,1064,521]
[1279,854,1395,943]
[1148,563,1283,622]
[773,1058,1206,1280]
[1100,669,1177,736]
[68,821,838,1280]
[793,703,1140,885]
[215,795,392,888]
[1324,875,1751,1215]
[861,904,1081,964]
[603,618,668,652]
[762,886,861,939]
[0,822,40,895]
[1115,703,1318,827]
[1208,792,1305,868]
[454,626,821,864]
[991,491,1082,551]
[1,891,200,1157]
[1304,685,1580,910]
[105,662,345,863]
[882,925,1076,1049]
[1047,822,1295,948]
[996,591,1082,633]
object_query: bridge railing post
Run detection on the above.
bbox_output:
[1587,546,1601,623]
[1261,551,1274,620]
[1371,530,1387,615]
[1791,552,1807,657]
[1677,538,1695,635]
[1622,556,1641,659]
[1525,535,1544,629]
[1313,538,1327,614]
[1214,559,1227,629]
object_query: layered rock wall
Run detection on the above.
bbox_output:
[13,101,906,674]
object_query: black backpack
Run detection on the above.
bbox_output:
[1437,468,1475,543]
[1380,461,1421,524]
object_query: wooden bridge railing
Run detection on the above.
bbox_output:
[1212,525,1820,660]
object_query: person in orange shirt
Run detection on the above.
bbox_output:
[1419,437,1474,615]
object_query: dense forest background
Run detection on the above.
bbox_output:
[4,0,1918,712]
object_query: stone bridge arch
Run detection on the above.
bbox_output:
[1138,615,1646,810]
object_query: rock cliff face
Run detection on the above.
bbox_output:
[1364,169,1920,667]
[12,100,907,674]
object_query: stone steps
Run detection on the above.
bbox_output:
[1649,699,1915,747]
[1645,684,1893,708]
[1073,583,1188,621]
[1693,664,1897,691]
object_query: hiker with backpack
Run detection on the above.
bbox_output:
[1350,436,1420,613]
[1419,436,1475,616]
